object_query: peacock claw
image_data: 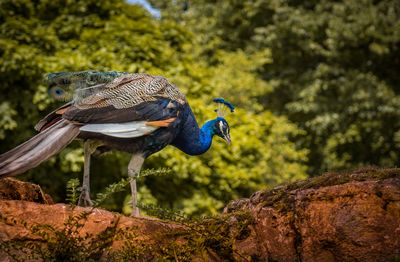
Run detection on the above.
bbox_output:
[127,200,140,217]
[78,187,93,207]
[131,208,140,217]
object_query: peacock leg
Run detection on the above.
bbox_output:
[127,154,145,217]
[78,140,100,207]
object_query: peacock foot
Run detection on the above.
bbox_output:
[131,207,140,217]
[78,186,93,207]
[127,200,140,217]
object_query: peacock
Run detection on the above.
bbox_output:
[0,71,234,216]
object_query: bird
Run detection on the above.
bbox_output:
[0,71,234,216]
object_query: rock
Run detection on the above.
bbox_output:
[225,166,400,262]
[0,178,53,204]
[0,201,181,261]
[0,167,399,261]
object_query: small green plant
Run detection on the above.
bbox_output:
[137,203,187,221]
[66,178,80,205]
[106,229,154,262]
[167,211,253,261]
[134,167,171,179]
[92,168,171,208]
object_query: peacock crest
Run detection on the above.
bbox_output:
[214,98,235,118]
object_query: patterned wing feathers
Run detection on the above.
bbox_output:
[74,74,186,109]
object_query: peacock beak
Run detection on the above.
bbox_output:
[223,133,231,145]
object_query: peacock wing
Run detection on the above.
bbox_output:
[68,98,184,138]
[57,73,187,138]
[61,73,187,121]
[72,73,187,109]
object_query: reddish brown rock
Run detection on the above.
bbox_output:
[225,167,400,262]
[0,200,181,261]
[0,167,399,261]
[0,178,53,204]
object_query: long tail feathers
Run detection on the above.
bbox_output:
[0,120,80,177]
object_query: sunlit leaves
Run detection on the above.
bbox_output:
[0,0,308,215]
[155,0,400,174]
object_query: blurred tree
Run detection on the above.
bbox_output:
[0,0,193,208]
[152,0,400,174]
[0,0,308,215]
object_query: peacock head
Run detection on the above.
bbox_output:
[213,98,234,145]
[213,117,231,145]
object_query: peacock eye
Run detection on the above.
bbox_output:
[87,76,96,84]
[49,86,66,101]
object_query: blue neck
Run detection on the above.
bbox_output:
[171,107,218,155]
[196,120,216,154]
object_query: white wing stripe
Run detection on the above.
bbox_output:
[80,121,158,138]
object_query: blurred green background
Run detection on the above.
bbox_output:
[0,0,399,215]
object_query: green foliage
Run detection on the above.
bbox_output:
[0,0,308,215]
[66,178,80,205]
[93,168,171,209]
[153,0,400,174]
[0,102,17,139]
[155,211,254,261]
